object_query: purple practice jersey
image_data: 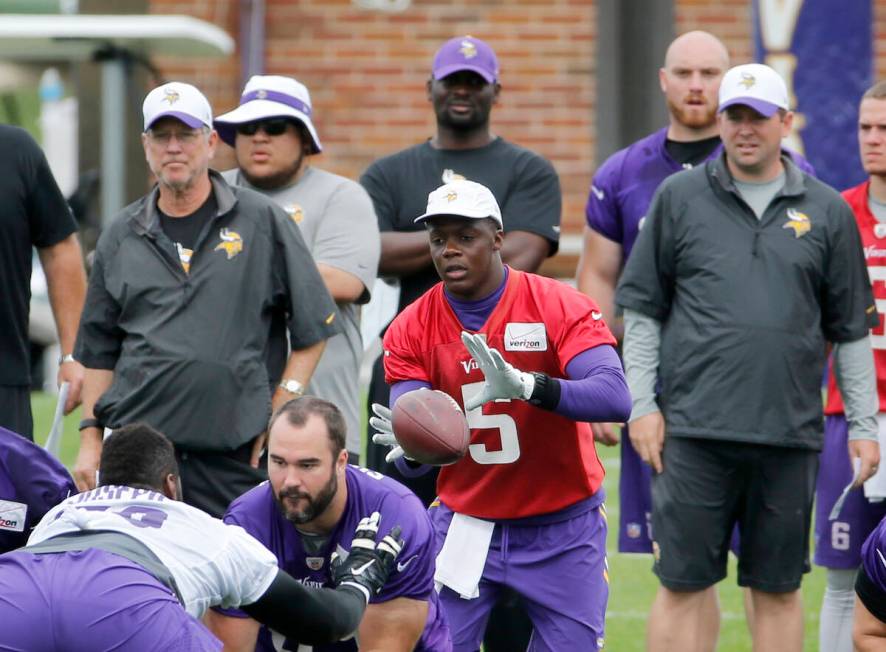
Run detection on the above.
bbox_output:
[585,127,817,258]
[220,465,450,652]
[0,426,76,553]
[859,515,886,626]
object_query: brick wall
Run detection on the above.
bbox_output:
[147,0,886,276]
[150,0,595,276]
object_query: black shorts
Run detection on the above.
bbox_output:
[651,437,817,593]
[175,440,267,518]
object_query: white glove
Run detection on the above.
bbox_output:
[369,402,408,463]
[460,331,535,411]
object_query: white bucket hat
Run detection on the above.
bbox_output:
[214,75,322,153]
[415,180,503,228]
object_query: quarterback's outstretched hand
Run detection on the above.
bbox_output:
[331,512,404,603]
[370,403,407,463]
[461,331,535,411]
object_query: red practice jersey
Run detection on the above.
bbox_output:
[383,268,617,519]
[826,181,886,414]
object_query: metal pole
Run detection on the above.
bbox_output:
[100,52,126,225]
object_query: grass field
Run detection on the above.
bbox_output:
[29,391,827,651]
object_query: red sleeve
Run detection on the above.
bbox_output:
[546,282,617,371]
[382,308,431,385]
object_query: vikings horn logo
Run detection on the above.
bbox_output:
[738,72,756,90]
[783,208,811,238]
[163,89,180,105]
[214,228,243,259]
[459,39,478,59]
[446,192,458,203]
[284,204,304,224]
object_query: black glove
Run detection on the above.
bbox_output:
[331,511,404,604]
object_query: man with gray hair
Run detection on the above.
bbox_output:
[73,81,340,517]
[215,75,380,464]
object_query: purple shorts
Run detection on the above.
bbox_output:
[621,427,742,557]
[429,500,608,652]
[814,415,886,568]
[619,424,655,552]
[0,548,221,651]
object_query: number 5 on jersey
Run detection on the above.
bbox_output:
[461,382,521,464]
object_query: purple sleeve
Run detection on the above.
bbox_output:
[389,381,437,476]
[585,155,624,243]
[554,345,631,422]
[0,426,77,553]
[371,493,437,603]
[785,148,817,178]
[861,519,886,593]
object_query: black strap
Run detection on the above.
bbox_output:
[528,372,561,411]
[241,570,366,645]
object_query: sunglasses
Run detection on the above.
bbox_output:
[236,118,293,137]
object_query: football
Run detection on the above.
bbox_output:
[391,389,470,465]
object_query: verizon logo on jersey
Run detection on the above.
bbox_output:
[0,500,27,532]
[504,323,547,351]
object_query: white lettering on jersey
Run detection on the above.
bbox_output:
[0,500,26,532]
[865,245,886,260]
[504,323,547,352]
[868,266,886,350]
[461,359,480,374]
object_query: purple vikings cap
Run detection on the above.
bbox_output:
[432,36,499,83]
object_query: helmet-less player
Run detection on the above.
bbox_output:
[816,79,886,652]
[373,180,631,651]
[0,423,403,651]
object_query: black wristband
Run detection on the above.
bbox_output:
[528,372,561,411]
[78,418,102,431]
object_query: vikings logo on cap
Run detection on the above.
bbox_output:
[739,72,756,90]
[446,192,458,203]
[783,208,811,238]
[163,89,181,105]
[214,228,244,259]
[459,39,478,59]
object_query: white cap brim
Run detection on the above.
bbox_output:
[415,209,503,228]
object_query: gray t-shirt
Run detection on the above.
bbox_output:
[868,193,886,223]
[223,166,380,454]
[734,172,785,219]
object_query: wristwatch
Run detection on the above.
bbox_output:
[279,378,306,397]
[58,353,76,365]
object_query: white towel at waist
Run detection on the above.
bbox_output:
[863,413,886,501]
[434,512,495,600]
